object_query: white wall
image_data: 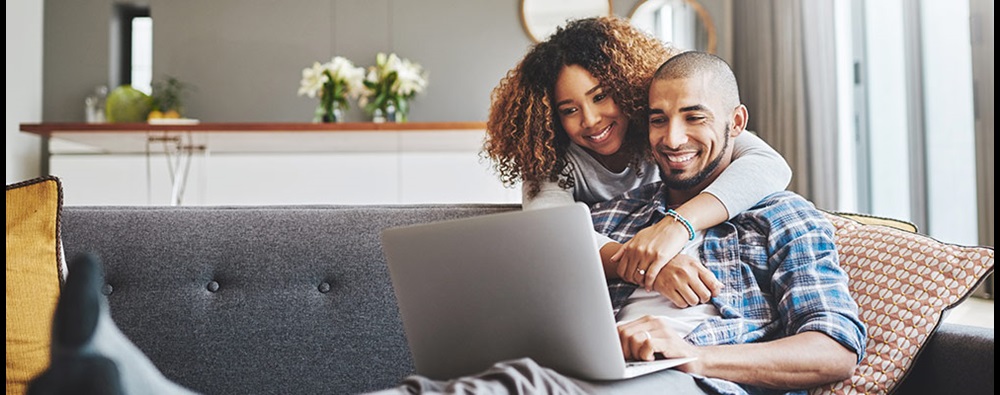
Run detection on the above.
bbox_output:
[6,0,43,184]
[42,0,729,124]
[42,0,534,123]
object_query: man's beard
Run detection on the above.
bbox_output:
[659,124,731,190]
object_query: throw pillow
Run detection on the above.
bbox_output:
[812,213,994,395]
[6,176,64,395]
[830,211,918,233]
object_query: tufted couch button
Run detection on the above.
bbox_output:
[102,284,113,296]
[318,282,331,293]
[207,281,220,292]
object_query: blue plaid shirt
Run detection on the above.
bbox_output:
[591,184,867,395]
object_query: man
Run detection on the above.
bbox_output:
[591,51,867,394]
[377,51,865,395]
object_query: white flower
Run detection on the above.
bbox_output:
[395,58,428,97]
[383,53,403,74]
[300,53,426,112]
[298,55,367,114]
[363,53,428,98]
[298,62,328,98]
[325,56,366,99]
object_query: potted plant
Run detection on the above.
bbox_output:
[298,57,365,123]
[148,76,193,120]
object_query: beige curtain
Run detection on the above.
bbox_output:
[731,0,840,210]
[971,0,993,298]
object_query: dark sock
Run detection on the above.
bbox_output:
[28,354,123,395]
[52,253,102,348]
[32,253,198,395]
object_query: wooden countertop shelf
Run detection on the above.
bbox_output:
[20,121,488,135]
[22,122,491,176]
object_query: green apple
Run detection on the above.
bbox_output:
[105,85,153,123]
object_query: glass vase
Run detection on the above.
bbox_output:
[385,101,397,123]
[388,99,409,123]
[315,102,345,123]
[396,105,408,123]
[372,108,386,123]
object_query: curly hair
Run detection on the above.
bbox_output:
[483,16,677,198]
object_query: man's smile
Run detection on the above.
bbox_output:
[658,149,700,170]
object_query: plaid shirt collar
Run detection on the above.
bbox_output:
[592,182,673,245]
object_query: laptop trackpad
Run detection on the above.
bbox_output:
[622,357,696,379]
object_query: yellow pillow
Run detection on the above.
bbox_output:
[6,176,64,395]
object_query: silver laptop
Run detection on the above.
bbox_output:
[380,203,695,381]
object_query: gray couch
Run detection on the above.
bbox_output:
[59,205,993,395]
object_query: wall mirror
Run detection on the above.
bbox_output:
[629,0,717,53]
[520,0,612,43]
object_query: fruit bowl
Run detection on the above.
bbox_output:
[148,118,200,125]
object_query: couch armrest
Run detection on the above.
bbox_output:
[894,323,994,395]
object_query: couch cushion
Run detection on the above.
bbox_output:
[59,204,520,395]
[813,213,994,395]
[6,176,65,395]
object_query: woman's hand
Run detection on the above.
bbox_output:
[611,218,687,288]
[611,219,722,306]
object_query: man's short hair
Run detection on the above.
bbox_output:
[652,51,740,109]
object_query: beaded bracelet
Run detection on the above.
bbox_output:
[665,209,696,241]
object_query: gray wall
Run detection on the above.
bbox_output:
[42,0,730,123]
[7,0,43,184]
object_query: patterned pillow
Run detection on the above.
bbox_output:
[812,213,994,395]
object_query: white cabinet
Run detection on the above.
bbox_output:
[33,123,521,206]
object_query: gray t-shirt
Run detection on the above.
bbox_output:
[563,143,661,206]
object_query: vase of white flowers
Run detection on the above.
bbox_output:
[298,56,365,123]
[360,53,428,122]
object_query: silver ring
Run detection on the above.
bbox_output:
[637,268,646,276]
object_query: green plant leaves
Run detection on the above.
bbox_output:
[151,75,191,113]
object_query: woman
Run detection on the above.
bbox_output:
[483,16,791,304]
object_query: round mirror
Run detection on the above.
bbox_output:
[520,0,612,43]
[629,0,717,53]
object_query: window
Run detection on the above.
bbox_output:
[131,16,153,94]
[114,5,152,94]
[847,0,979,246]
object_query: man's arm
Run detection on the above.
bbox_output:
[618,317,857,389]
[619,193,866,389]
[688,332,858,388]
[764,194,867,362]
